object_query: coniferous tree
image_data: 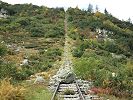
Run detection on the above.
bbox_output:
[87,4,93,13]
[95,5,99,12]
[104,8,108,15]
[127,17,132,23]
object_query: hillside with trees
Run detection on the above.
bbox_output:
[0,1,132,100]
[0,1,65,99]
[67,6,133,99]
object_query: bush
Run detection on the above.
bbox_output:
[14,69,33,80]
[0,62,17,79]
[72,48,84,57]
[0,61,33,81]
[0,79,25,100]
[0,43,7,56]
[46,48,62,57]
[16,17,30,26]
[30,27,44,37]
[68,32,77,40]
[45,26,64,38]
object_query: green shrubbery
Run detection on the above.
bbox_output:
[0,43,7,56]
[68,8,133,98]
[46,48,62,57]
[73,51,132,97]
[0,2,65,83]
[72,47,84,57]
[0,3,65,38]
[0,61,17,79]
[0,61,33,81]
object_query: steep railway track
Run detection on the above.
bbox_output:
[51,78,86,100]
[49,13,100,100]
[50,78,100,100]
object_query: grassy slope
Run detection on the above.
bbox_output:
[67,8,133,99]
[0,1,65,99]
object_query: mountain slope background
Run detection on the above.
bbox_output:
[0,1,132,99]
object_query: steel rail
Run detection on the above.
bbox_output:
[51,75,86,100]
[75,80,85,100]
[51,82,60,100]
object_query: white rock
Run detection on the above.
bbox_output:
[1,41,4,43]
[20,64,23,66]
[34,76,45,84]
[15,47,21,52]
[112,72,116,77]
[22,59,28,65]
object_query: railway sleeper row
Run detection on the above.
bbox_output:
[51,80,101,100]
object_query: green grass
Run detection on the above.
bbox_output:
[25,84,52,100]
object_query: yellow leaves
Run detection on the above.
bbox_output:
[69,27,78,34]
[124,28,132,34]
[95,11,105,20]
[32,72,50,80]
[73,28,78,32]
[0,79,26,100]
[38,72,49,79]
[103,20,119,29]
[103,79,110,87]
[17,66,22,71]
[126,60,133,72]
[4,53,23,64]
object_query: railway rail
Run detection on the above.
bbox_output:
[51,78,86,100]
[50,75,100,100]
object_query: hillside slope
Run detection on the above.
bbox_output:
[67,7,133,99]
[0,1,65,81]
[0,1,132,99]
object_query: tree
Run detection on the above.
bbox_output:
[127,18,132,23]
[87,4,93,13]
[95,5,99,12]
[104,8,108,15]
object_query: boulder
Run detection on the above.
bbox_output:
[62,73,75,83]
[34,76,45,84]
[21,59,28,66]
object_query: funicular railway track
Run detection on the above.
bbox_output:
[50,76,100,100]
[49,13,100,100]
[51,76,86,100]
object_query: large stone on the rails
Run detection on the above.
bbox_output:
[62,72,75,83]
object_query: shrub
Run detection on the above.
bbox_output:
[45,27,64,38]
[72,47,84,57]
[0,79,25,100]
[0,62,17,79]
[0,43,7,56]
[30,27,44,37]
[0,61,33,81]
[16,17,30,26]
[68,32,77,40]
[46,48,62,57]
[14,69,33,80]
